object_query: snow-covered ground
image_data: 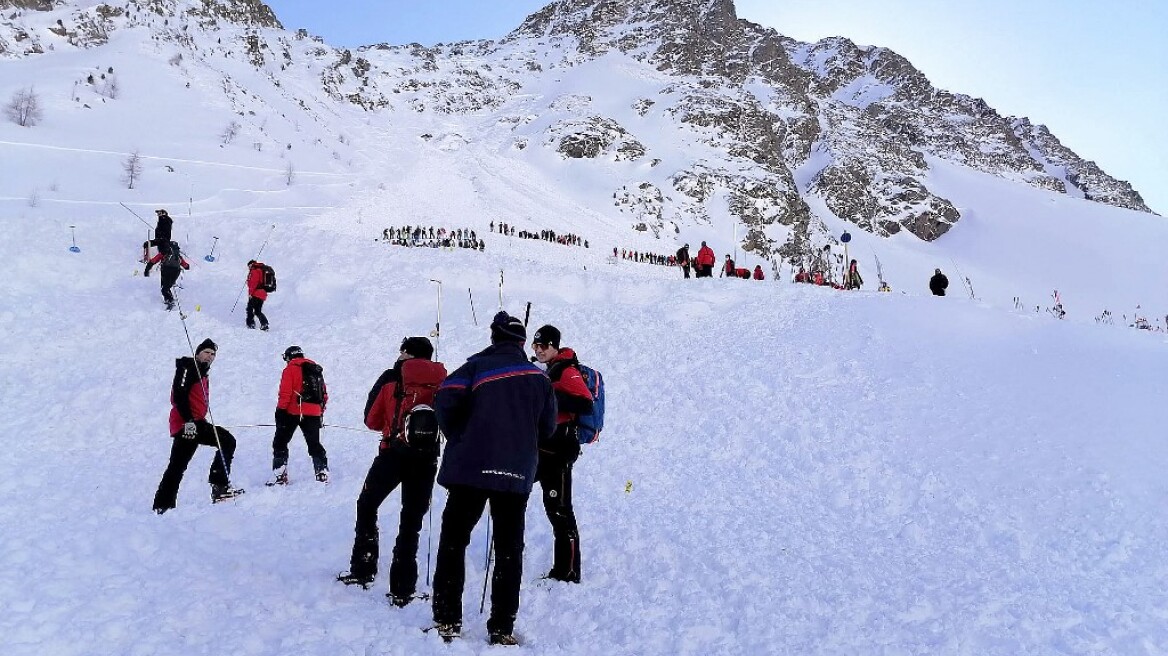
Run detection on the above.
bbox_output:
[3,12,1168,656]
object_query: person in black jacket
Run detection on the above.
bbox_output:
[676,244,691,279]
[429,312,557,646]
[142,209,174,261]
[337,337,447,608]
[929,268,949,296]
[531,324,594,584]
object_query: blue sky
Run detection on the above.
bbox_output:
[263,0,1167,215]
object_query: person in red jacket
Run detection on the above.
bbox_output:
[531,324,595,583]
[269,346,329,485]
[338,337,448,608]
[245,260,270,331]
[723,254,735,279]
[794,267,809,283]
[695,241,716,278]
[753,265,765,280]
[152,339,243,513]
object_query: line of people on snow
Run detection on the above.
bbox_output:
[151,312,603,647]
[491,221,590,249]
[612,247,676,267]
[382,226,485,251]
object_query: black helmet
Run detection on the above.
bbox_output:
[283,346,304,362]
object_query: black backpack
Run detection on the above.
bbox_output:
[299,362,325,405]
[260,264,277,292]
[162,242,182,268]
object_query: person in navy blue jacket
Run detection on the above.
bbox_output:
[429,311,557,646]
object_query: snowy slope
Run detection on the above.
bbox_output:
[3,5,1168,656]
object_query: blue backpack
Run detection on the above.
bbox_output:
[576,364,605,445]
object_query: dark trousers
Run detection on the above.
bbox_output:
[537,456,581,581]
[682,264,691,278]
[153,422,236,510]
[160,267,180,305]
[272,413,327,472]
[432,485,529,635]
[246,296,268,328]
[349,444,438,597]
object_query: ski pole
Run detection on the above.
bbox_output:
[231,224,277,314]
[468,288,478,326]
[172,293,236,490]
[430,279,442,360]
[497,270,504,310]
[480,515,493,614]
[69,225,80,253]
[523,301,531,327]
[204,236,219,263]
[119,202,153,228]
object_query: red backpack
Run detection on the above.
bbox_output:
[387,359,447,454]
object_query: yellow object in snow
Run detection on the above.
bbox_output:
[624,480,633,494]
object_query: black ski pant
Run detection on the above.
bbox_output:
[160,267,181,305]
[432,485,529,635]
[153,421,236,510]
[537,454,581,582]
[246,296,268,329]
[682,264,691,278]
[349,444,438,598]
[272,412,327,472]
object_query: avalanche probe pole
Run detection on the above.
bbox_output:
[119,202,153,228]
[430,279,442,360]
[468,288,478,326]
[523,301,531,327]
[480,514,493,614]
[497,270,504,310]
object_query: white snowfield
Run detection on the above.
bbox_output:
[2,13,1168,656]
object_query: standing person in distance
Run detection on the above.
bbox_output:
[844,259,863,290]
[675,243,691,279]
[152,339,243,513]
[337,337,447,607]
[695,241,716,278]
[429,312,557,646]
[142,208,174,261]
[530,325,594,584]
[246,259,271,331]
[143,240,190,311]
[929,268,949,296]
[269,346,330,485]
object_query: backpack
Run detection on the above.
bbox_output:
[298,362,325,405]
[390,360,445,456]
[162,242,182,268]
[260,264,277,292]
[575,364,605,445]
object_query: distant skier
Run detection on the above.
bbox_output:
[929,268,949,296]
[246,260,271,331]
[338,337,446,606]
[152,339,243,513]
[143,240,190,311]
[844,259,863,290]
[676,244,691,279]
[269,346,329,486]
[531,325,594,584]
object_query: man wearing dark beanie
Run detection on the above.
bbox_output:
[531,324,594,583]
[153,338,243,513]
[429,312,556,645]
[338,336,447,607]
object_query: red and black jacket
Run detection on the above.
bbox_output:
[277,357,328,417]
[169,357,210,436]
[247,263,268,301]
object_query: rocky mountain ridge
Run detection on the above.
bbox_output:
[0,0,1155,264]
